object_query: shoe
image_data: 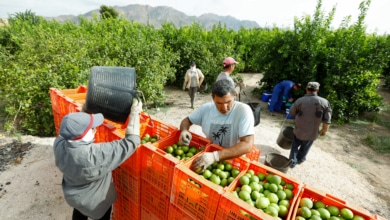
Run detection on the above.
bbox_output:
[298,159,305,164]
[290,163,296,168]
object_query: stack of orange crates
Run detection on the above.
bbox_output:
[170,144,251,220]
[50,86,385,220]
[139,131,211,219]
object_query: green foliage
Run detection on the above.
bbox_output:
[0,17,177,136]
[160,22,239,89]
[364,134,390,153]
[8,10,43,25]
[256,0,386,123]
[99,5,119,19]
[1,1,390,136]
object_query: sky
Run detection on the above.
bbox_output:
[0,0,389,35]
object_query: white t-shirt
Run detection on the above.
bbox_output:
[189,101,255,148]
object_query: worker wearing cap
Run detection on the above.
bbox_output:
[53,99,142,220]
[216,57,239,88]
[288,82,332,168]
[183,61,204,109]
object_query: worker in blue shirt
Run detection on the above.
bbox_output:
[269,80,301,114]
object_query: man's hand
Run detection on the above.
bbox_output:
[288,98,294,102]
[130,98,142,115]
[319,123,329,136]
[192,151,219,173]
[126,98,142,136]
[179,130,192,146]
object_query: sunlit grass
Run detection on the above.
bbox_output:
[364,134,390,153]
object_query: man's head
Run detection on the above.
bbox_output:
[211,79,236,114]
[222,57,238,72]
[293,83,302,91]
[190,61,196,67]
[59,112,104,140]
[306,82,320,92]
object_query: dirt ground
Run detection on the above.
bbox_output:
[0,73,389,219]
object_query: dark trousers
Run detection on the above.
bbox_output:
[289,135,314,166]
[72,206,112,220]
[188,86,198,108]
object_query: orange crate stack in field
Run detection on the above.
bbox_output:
[49,87,85,134]
[292,184,376,220]
[215,160,302,220]
[140,131,210,196]
[168,203,193,220]
[170,144,250,220]
[112,147,142,203]
[140,178,171,220]
[111,193,140,220]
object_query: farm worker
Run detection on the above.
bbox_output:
[268,80,301,114]
[288,82,332,168]
[53,99,142,220]
[179,79,255,172]
[183,61,205,109]
[216,57,239,88]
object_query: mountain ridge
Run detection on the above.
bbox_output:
[50,4,260,30]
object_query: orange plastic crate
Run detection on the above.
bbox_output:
[141,206,161,220]
[215,160,302,220]
[168,203,193,220]
[141,114,178,143]
[140,131,210,196]
[112,147,141,204]
[112,193,140,220]
[170,144,250,220]
[140,179,170,220]
[246,145,261,162]
[103,112,177,143]
[50,88,84,135]
[292,184,375,220]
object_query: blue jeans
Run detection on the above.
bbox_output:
[289,135,314,167]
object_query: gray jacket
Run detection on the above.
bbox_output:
[53,134,140,219]
[289,94,332,141]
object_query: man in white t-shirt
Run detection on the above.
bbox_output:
[179,79,255,172]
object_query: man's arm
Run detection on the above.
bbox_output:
[180,117,193,131]
[182,71,189,90]
[217,135,254,161]
[197,69,204,86]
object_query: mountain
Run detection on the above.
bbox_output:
[50,4,260,30]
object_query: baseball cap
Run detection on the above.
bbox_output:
[307,82,320,90]
[59,112,104,140]
[190,61,196,66]
[223,57,239,67]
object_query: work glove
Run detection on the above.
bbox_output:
[126,98,142,136]
[192,151,220,173]
[179,130,192,146]
[319,123,329,136]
